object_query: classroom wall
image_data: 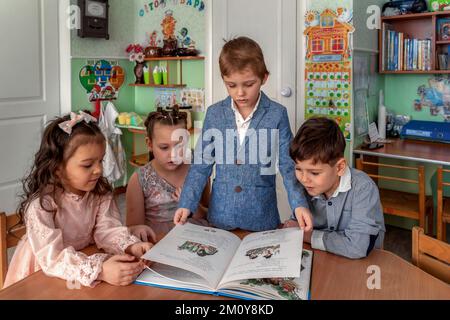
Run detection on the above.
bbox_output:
[70,0,206,184]
[353,0,450,232]
[353,0,386,149]
[384,75,450,232]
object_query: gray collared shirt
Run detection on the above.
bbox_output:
[308,167,385,259]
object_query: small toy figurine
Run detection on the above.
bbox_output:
[161,9,176,40]
[177,27,192,48]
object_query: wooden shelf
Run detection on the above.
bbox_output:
[378,11,450,74]
[380,70,450,74]
[130,154,149,168]
[129,84,186,88]
[381,11,450,21]
[144,56,205,61]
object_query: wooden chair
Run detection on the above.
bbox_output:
[356,157,433,234]
[0,212,26,289]
[412,226,450,283]
[437,167,450,242]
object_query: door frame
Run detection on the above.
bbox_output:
[296,0,307,131]
[59,0,72,115]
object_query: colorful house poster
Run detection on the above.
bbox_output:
[304,2,354,140]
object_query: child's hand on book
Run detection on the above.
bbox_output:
[283,219,299,228]
[173,208,191,225]
[129,225,157,242]
[294,207,313,232]
[125,242,154,259]
[98,254,146,286]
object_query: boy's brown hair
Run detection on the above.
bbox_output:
[219,36,269,80]
[290,117,346,166]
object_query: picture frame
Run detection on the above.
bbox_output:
[438,17,450,41]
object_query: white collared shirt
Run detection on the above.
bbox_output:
[231,92,262,145]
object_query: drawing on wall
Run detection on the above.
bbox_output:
[415,76,450,121]
[304,6,354,140]
[79,60,125,102]
[177,241,218,257]
[245,245,280,260]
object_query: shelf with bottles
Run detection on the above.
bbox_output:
[129,56,205,88]
[379,10,450,74]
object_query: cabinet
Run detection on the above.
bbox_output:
[379,11,450,74]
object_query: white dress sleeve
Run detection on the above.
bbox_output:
[25,199,109,287]
[93,194,141,255]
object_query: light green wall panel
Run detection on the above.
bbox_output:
[384,74,446,122]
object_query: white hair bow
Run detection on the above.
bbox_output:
[58,111,97,135]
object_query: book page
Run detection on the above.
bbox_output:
[141,223,241,288]
[219,249,313,300]
[136,263,214,291]
[219,228,303,285]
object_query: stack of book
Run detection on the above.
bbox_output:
[382,23,432,72]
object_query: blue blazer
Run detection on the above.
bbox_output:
[179,92,308,231]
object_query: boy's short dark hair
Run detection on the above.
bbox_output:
[290,117,346,165]
[219,36,269,81]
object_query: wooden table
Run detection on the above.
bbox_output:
[0,244,448,300]
[353,138,450,166]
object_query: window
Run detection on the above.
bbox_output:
[321,15,334,28]
[312,39,324,53]
[331,38,344,52]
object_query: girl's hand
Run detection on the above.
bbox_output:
[294,207,313,232]
[97,254,145,286]
[125,242,154,259]
[173,208,191,225]
[129,225,156,242]
[171,187,182,202]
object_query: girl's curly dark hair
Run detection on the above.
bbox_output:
[17,112,112,221]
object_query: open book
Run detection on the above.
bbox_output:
[136,223,313,300]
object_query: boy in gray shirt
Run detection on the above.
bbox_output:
[285,117,385,259]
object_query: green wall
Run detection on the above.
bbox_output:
[383,75,450,232]
[351,0,447,232]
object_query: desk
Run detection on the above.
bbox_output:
[0,244,449,300]
[353,138,450,166]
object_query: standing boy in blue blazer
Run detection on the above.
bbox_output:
[174,37,312,232]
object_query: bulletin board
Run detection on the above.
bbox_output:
[304,3,354,141]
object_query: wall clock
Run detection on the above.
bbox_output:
[78,0,109,39]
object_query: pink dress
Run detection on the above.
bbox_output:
[137,162,209,235]
[3,189,141,288]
